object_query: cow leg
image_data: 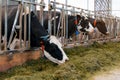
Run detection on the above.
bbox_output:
[79,32,84,43]
[72,34,77,45]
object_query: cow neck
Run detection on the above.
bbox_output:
[74,20,78,25]
[40,35,50,56]
[77,19,82,26]
[93,19,97,27]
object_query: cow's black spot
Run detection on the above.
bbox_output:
[45,41,63,60]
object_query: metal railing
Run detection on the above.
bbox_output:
[49,1,120,46]
[0,0,45,54]
[0,0,120,54]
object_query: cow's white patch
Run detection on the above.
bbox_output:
[77,25,82,32]
[44,36,69,65]
[85,22,94,33]
[49,36,62,47]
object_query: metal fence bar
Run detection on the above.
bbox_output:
[52,6,81,14]
[53,0,56,35]
[56,12,62,37]
[7,4,21,49]
[48,0,52,35]
[0,0,46,53]
[19,3,23,48]
[0,0,2,51]
[28,1,32,48]
[50,1,120,19]
[39,0,44,26]
[61,5,65,45]
[4,0,8,50]
[23,3,27,48]
[50,1,120,46]
[65,0,68,40]
[0,0,120,53]
[10,0,45,6]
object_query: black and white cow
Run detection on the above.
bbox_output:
[1,5,69,65]
[75,15,109,41]
[42,11,94,38]
[75,15,95,34]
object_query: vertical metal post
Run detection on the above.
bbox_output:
[40,0,44,26]
[63,5,66,44]
[65,0,68,44]
[53,0,56,35]
[19,2,23,48]
[27,0,32,48]
[56,12,62,37]
[94,0,96,18]
[118,20,120,37]
[114,18,117,38]
[61,4,64,45]
[73,7,77,43]
[7,3,21,49]
[4,0,8,50]
[31,0,36,11]
[48,0,51,35]
[24,3,27,48]
[0,0,2,51]
[65,0,68,38]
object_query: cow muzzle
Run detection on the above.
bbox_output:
[58,58,69,65]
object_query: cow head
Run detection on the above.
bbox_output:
[95,20,109,35]
[76,15,94,34]
[40,35,69,65]
[88,17,109,35]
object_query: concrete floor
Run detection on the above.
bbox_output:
[92,69,120,80]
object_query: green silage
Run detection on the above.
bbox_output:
[1,41,120,80]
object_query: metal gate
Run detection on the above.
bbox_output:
[0,0,45,54]
[49,1,120,46]
[0,0,120,54]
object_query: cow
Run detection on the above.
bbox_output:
[75,15,95,34]
[75,16,109,42]
[42,11,95,38]
[87,17,109,35]
[1,5,69,65]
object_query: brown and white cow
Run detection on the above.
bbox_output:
[87,17,109,35]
